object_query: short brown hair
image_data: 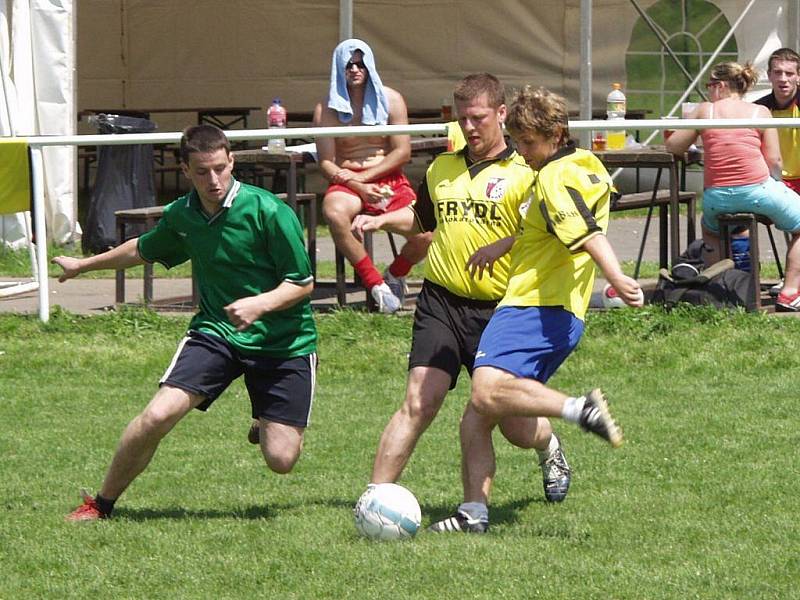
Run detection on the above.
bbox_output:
[180,124,230,163]
[453,73,505,108]
[506,86,570,146]
[768,47,800,73]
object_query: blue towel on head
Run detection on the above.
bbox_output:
[328,38,390,125]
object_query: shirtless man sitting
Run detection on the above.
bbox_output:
[314,38,430,313]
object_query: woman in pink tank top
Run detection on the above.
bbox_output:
[666,61,800,311]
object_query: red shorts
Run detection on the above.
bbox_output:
[325,170,416,215]
[784,178,800,195]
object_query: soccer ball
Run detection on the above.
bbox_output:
[601,283,627,309]
[354,483,421,540]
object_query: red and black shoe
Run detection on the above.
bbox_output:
[65,490,109,522]
[776,290,800,312]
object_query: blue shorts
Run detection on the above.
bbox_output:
[702,177,800,234]
[474,306,584,382]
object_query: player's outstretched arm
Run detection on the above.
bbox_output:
[51,238,145,282]
[224,280,314,332]
[583,234,643,307]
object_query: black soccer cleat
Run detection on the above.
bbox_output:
[578,389,623,448]
[540,437,571,503]
[427,510,488,534]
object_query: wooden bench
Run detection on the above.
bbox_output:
[114,192,318,308]
[611,189,697,274]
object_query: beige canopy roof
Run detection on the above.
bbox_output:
[77,0,798,131]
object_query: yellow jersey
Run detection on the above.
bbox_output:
[500,143,613,320]
[754,91,800,179]
[772,103,800,180]
[413,145,534,301]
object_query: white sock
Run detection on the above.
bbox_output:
[458,501,489,522]
[561,396,586,423]
[536,433,560,461]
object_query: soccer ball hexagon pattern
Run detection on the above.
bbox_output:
[354,483,421,540]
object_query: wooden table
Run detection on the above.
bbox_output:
[411,136,448,157]
[232,149,313,211]
[231,149,318,273]
[594,147,684,266]
[114,205,198,309]
[79,106,260,129]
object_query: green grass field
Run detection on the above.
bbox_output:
[0,306,797,598]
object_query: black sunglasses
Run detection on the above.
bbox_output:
[346,60,366,71]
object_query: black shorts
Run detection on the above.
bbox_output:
[408,280,499,389]
[161,330,317,428]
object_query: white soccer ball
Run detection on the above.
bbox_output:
[354,483,421,540]
[601,283,627,309]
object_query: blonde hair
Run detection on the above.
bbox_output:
[506,86,570,146]
[710,61,759,94]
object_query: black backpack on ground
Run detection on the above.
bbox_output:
[651,241,755,310]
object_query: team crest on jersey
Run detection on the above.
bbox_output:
[485,178,507,200]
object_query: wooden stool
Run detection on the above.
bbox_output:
[717,212,784,311]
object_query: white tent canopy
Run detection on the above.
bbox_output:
[0,0,76,248]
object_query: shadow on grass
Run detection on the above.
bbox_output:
[116,504,273,522]
[115,496,355,522]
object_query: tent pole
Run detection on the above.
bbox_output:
[579,0,592,149]
[339,0,353,41]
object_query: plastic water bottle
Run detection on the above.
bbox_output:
[606,83,626,150]
[267,98,287,154]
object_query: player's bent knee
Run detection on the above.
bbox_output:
[470,390,497,417]
[137,402,185,434]
[322,195,359,225]
[260,421,304,474]
[262,448,301,474]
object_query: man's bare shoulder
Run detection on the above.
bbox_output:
[315,100,344,127]
[383,86,409,124]
[383,86,407,106]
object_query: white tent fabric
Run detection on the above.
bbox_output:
[0,0,75,248]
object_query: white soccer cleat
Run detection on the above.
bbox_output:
[371,282,401,314]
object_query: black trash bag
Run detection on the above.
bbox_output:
[83,114,157,255]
